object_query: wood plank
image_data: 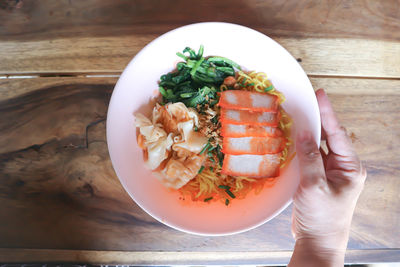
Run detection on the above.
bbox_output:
[279,38,400,78]
[0,77,399,254]
[0,77,117,154]
[0,1,400,77]
[0,76,117,102]
[1,36,400,78]
[1,0,400,41]
[310,77,400,95]
[0,248,399,265]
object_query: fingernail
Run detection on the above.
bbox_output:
[316,88,326,96]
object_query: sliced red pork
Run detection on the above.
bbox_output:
[220,109,280,126]
[219,90,285,178]
[219,90,279,112]
[221,153,281,178]
[222,136,286,155]
[220,124,283,137]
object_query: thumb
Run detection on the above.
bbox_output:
[296,131,326,187]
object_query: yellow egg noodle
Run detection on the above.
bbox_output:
[179,71,294,202]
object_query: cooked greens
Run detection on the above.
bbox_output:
[159,45,241,108]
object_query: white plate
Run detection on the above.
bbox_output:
[107,22,320,236]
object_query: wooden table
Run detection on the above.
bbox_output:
[1,0,399,265]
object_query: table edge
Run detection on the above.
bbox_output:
[0,248,399,265]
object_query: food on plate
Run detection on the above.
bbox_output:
[222,154,281,178]
[218,90,279,112]
[222,136,287,155]
[135,46,293,205]
[220,124,284,138]
[220,109,281,126]
[136,102,208,189]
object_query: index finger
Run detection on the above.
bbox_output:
[316,89,356,157]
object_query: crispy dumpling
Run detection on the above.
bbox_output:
[173,119,208,154]
[135,102,208,188]
[135,113,167,144]
[155,147,205,189]
[135,113,174,170]
[145,133,174,170]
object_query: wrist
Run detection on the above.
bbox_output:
[288,238,346,267]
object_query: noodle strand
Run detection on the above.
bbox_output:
[179,71,293,202]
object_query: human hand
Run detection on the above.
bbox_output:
[288,89,367,267]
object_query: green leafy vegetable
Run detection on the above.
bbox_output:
[176,52,188,61]
[190,57,205,76]
[183,47,197,59]
[159,86,167,97]
[197,45,204,58]
[207,56,242,70]
[180,92,195,98]
[159,45,241,109]
[157,46,242,175]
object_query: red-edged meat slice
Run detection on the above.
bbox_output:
[220,124,283,137]
[220,109,280,126]
[219,90,279,112]
[222,136,286,155]
[221,153,281,178]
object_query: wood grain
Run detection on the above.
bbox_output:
[0,0,399,77]
[0,77,295,251]
[1,0,400,41]
[309,77,400,95]
[0,77,117,154]
[0,248,399,265]
[1,36,400,78]
[1,0,400,263]
[0,77,399,254]
[312,77,400,250]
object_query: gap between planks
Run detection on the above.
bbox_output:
[1,73,400,80]
[0,73,122,79]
